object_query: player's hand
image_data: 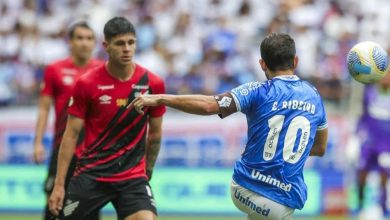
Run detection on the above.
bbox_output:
[127,95,160,115]
[49,185,65,216]
[33,143,46,164]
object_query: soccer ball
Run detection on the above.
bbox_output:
[347,41,389,84]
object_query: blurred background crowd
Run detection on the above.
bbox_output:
[0,0,389,110]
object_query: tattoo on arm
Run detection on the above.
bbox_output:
[146,137,161,171]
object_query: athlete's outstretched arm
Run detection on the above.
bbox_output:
[145,116,163,180]
[129,94,220,115]
[49,115,84,216]
[310,128,328,156]
[33,95,53,164]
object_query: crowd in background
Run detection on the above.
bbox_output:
[0,0,389,110]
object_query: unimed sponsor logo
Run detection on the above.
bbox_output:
[234,189,270,217]
[251,169,292,192]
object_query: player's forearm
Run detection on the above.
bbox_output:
[34,102,51,144]
[146,131,162,171]
[309,146,325,156]
[34,116,48,145]
[310,129,328,157]
[54,118,81,186]
[158,95,219,115]
[55,135,77,186]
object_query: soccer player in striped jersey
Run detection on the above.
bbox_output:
[33,21,103,220]
[130,33,328,220]
[48,17,166,220]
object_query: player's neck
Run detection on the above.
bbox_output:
[71,56,89,67]
[269,69,295,78]
[106,61,135,81]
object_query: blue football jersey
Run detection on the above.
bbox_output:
[230,75,327,209]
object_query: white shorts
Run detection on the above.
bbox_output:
[230,180,294,220]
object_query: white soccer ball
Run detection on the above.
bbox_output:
[347,41,389,84]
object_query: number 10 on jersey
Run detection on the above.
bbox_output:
[263,115,311,164]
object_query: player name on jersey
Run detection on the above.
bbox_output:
[272,100,316,114]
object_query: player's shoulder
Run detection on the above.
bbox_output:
[301,80,321,96]
[45,57,72,72]
[231,81,266,96]
[136,64,164,83]
[78,64,105,83]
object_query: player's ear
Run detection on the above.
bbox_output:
[102,41,109,52]
[293,56,299,69]
[259,59,267,72]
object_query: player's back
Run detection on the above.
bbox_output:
[231,75,327,210]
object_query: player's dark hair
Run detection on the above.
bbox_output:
[104,17,136,41]
[68,21,94,39]
[260,33,296,71]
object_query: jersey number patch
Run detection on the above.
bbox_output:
[263,115,311,164]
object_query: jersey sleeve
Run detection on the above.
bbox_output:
[68,78,89,119]
[149,74,166,117]
[230,82,263,114]
[317,98,328,130]
[40,65,56,97]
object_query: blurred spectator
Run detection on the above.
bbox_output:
[0,0,388,112]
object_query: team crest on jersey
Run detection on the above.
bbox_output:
[116,98,128,107]
[99,95,112,104]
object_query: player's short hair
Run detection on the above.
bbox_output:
[104,17,136,41]
[68,21,94,39]
[260,33,296,71]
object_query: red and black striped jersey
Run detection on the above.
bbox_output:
[40,58,104,149]
[68,63,166,182]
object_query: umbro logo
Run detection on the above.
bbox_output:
[99,95,112,104]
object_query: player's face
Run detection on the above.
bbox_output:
[104,33,137,66]
[70,27,96,61]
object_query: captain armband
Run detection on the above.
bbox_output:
[214,92,237,119]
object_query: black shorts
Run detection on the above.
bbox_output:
[59,175,157,220]
[44,147,77,194]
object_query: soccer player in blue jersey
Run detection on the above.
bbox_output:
[129,33,328,220]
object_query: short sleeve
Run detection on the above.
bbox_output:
[40,65,56,97]
[68,78,89,119]
[317,99,328,130]
[230,82,263,114]
[149,75,166,117]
